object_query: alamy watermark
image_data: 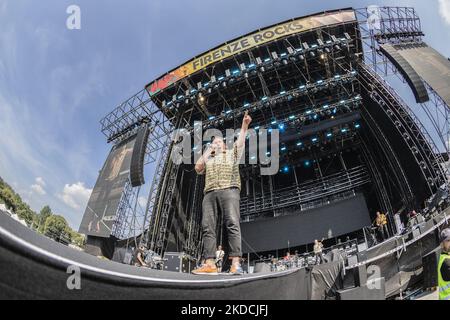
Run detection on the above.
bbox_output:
[170,124,280,175]
[66,265,81,290]
[367,5,381,31]
[66,5,81,30]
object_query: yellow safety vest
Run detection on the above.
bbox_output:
[438,253,450,301]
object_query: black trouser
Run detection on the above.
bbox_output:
[315,253,324,265]
[379,224,388,240]
[201,188,241,259]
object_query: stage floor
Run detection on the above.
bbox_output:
[0,213,311,299]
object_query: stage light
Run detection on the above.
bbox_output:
[280,90,286,95]
[322,104,329,109]
[264,58,271,62]
[218,76,225,81]
[266,151,271,155]
[248,63,256,69]
[311,137,318,143]
[296,142,303,146]
[198,93,206,106]
[304,160,311,167]
[225,69,231,77]
[208,115,215,120]
[299,85,306,90]
[316,80,324,84]
[289,115,296,120]
[268,128,273,133]
[271,120,277,125]
[355,123,361,129]
[281,146,287,151]
[306,110,312,115]
[283,166,289,173]
[262,96,268,101]
[341,128,348,133]
[232,69,240,75]
[225,110,232,114]
[244,102,250,107]
[326,133,333,138]
[254,126,260,130]
[313,114,318,120]
[320,54,325,60]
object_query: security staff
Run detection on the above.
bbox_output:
[438,228,450,300]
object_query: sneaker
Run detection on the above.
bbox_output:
[192,264,218,275]
[228,264,244,275]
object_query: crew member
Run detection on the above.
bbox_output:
[215,245,225,273]
[192,111,252,275]
[376,211,388,241]
[314,239,324,265]
[438,228,450,300]
[134,245,148,268]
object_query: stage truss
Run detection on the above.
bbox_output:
[97,7,450,256]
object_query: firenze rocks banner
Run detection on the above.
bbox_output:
[146,10,356,96]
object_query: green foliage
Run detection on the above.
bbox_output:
[38,205,53,233]
[0,176,84,247]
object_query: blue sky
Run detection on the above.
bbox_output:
[0,0,449,229]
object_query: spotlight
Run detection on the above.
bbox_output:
[197,92,206,106]
[283,166,289,173]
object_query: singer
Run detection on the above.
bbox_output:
[192,111,252,275]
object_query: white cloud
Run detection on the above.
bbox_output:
[35,177,46,186]
[58,182,92,210]
[31,183,46,195]
[439,0,450,25]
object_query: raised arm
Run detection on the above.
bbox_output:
[236,111,252,149]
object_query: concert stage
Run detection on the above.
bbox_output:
[1,207,448,300]
[0,213,312,299]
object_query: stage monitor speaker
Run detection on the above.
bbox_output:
[85,235,117,259]
[380,44,429,104]
[163,252,196,273]
[130,124,150,187]
[254,262,271,273]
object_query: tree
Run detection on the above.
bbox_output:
[38,205,52,233]
[16,208,34,226]
[44,215,69,243]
